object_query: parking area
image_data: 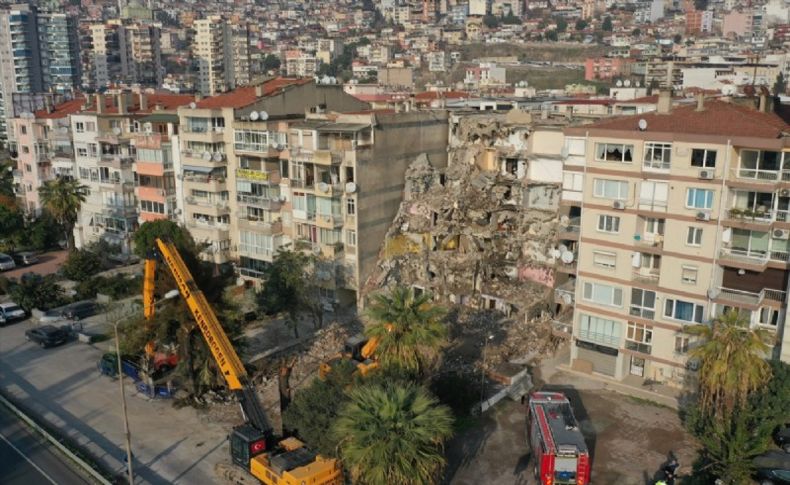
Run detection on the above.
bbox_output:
[1,250,68,280]
[445,370,698,485]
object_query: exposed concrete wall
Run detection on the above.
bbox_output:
[237,84,370,119]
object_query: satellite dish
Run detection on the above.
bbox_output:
[112,126,122,135]
[616,80,623,87]
[550,248,562,259]
[345,182,357,193]
[558,244,568,254]
[562,293,573,305]
[212,152,223,162]
[318,182,329,192]
[638,119,648,131]
[258,111,269,121]
[624,79,632,87]
[561,251,575,264]
[249,111,260,121]
[560,215,570,225]
[189,102,197,109]
[635,81,641,87]
[143,122,152,133]
[202,151,212,160]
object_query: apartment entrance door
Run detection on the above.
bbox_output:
[629,356,645,377]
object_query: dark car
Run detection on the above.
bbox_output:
[776,424,790,453]
[12,251,39,266]
[39,300,98,324]
[754,450,790,485]
[25,325,69,348]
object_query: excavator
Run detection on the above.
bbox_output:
[143,238,342,485]
[319,334,381,379]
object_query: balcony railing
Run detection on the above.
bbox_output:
[737,168,781,182]
[631,269,660,284]
[720,247,790,265]
[187,219,229,231]
[236,194,281,210]
[643,160,670,171]
[637,199,668,212]
[185,196,229,209]
[727,208,773,223]
[624,341,652,355]
[716,286,787,306]
[236,168,281,184]
[559,217,580,239]
[578,329,619,347]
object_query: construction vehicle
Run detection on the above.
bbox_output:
[319,333,381,379]
[526,391,590,485]
[144,238,342,485]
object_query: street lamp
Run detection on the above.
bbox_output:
[113,289,179,484]
[479,334,494,413]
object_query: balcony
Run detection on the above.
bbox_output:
[631,268,660,285]
[236,194,282,211]
[554,279,575,305]
[96,132,127,144]
[184,196,230,215]
[578,328,619,348]
[718,247,790,270]
[637,199,667,213]
[634,233,664,250]
[186,219,230,238]
[238,218,282,235]
[624,340,652,355]
[714,286,787,308]
[643,160,670,172]
[182,126,225,143]
[313,149,343,166]
[99,154,133,169]
[556,253,577,274]
[558,217,580,241]
[289,148,314,162]
[235,168,281,185]
[182,174,226,191]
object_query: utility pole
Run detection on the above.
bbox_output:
[115,321,134,484]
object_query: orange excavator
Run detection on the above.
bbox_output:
[144,238,341,485]
[319,323,393,379]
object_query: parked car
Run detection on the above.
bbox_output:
[25,325,69,348]
[12,251,38,266]
[0,253,15,271]
[39,300,98,324]
[108,253,140,266]
[754,450,790,485]
[0,302,26,326]
[776,424,790,453]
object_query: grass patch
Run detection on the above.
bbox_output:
[626,394,673,410]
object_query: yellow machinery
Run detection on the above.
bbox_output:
[319,332,385,379]
[144,238,342,485]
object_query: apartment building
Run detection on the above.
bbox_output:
[79,22,122,90]
[117,20,162,87]
[561,93,790,386]
[72,91,192,250]
[10,97,82,213]
[193,16,251,96]
[133,111,182,223]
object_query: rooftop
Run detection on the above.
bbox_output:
[83,93,194,115]
[34,97,86,119]
[194,77,312,109]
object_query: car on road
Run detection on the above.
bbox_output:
[24,325,69,348]
[12,251,39,266]
[754,450,790,485]
[39,300,98,324]
[0,302,26,326]
[0,253,15,271]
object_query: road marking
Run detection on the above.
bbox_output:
[0,429,59,485]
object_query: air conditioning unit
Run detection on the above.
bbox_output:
[698,170,714,180]
[773,229,790,240]
[696,211,711,221]
[686,359,700,372]
[781,189,790,197]
[612,200,625,210]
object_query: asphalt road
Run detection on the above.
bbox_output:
[0,402,94,484]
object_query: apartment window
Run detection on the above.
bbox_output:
[239,230,274,257]
[75,122,85,133]
[630,289,656,319]
[234,129,269,152]
[681,265,698,285]
[578,314,621,347]
[88,143,98,157]
[20,125,26,134]
[640,252,661,270]
[582,282,623,307]
[595,143,633,163]
[24,164,31,173]
[86,122,96,132]
[626,322,653,353]
[686,188,714,209]
[643,142,672,167]
[77,147,88,157]
[593,178,629,200]
[664,298,704,323]
[140,200,165,214]
[346,229,357,247]
[319,228,342,245]
[686,226,703,246]
[21,146,29,154]
[592,251,616,269]
[674,335,690,354]
[691,149,717,168]
[596,214,620,233]
[644,217,665,237]
[346,197,356,215]
[759,307,780,327]
[292,192,306,212]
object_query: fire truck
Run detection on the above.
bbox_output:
[527,391,591,485]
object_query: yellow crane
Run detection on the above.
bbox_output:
[144,238,342,485]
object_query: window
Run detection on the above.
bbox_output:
[664,298,704,323]
[679,227,701,248]
[239,230,275,257]
[686,188,714,209]
[86,122,96,132]
[643,142,672,168]
[563,172,583,191]
[597,215,620,233]
[564,137,586,156]
[759,307,780,327]
[639,252,661,270]
[319,227,342,245]
[681,265,698,285]
[578,314,621,347]
[593,178,629,200]
[20,125,26,134]
[630,288,656,319]
[592,251,616,269]
[595,143,634,163]
[234,129,269,152]
[346,197,356,215]
[674,335,690,354]
[24,164,31,172]
[292,192,306,212]
[346,229,357,247]
[75,122,85,133]
[77,147,88,157]
[644,217,665,236]
[140,200,165,214]
[691,149,716,168]
[626,322,653,353]
[638,181,668,211]
[88,143,97,157]
[21,146,29,154]
[582,282,623,307]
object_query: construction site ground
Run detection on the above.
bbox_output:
[445,348,698,485]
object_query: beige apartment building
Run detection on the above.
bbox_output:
[562,94,790,386]
[193,16,250,96]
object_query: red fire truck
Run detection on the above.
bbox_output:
[527,391,591,485]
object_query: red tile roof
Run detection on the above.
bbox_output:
[586,100,789,139]
[195,77,313,109]
[84,93,193,114]
[34,97,86,119]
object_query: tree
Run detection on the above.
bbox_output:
[774,72,787,96]
[686,309,772,421]
[602,16,613,32]
[0,160,14,197]
[482,14,499,29]
[257,248,317,338]
[501,11,521,25]
[545,30,559,41]
[556,17,568,33]
[366,286,447,378]
[263,54,281,72]
[23,211,64,250]
[132,219,197,259]
[62,248,103,282]
[575,19,588,31]
[632,28,641,37]
[9,275,65,312]
[673,33,683,44]
[333,383,453,485]
[38,176,87,250]
[0,205,24,251]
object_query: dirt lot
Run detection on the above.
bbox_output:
[445,374,697,485]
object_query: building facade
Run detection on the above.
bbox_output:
[194,16,250,96]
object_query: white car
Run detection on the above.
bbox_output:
[0,253,15,271]
[0,302,26,326]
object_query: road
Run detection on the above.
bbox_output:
[0,402,94,484]
[2,250,68,280]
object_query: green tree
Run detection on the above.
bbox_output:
[37,176,87,250]
[132,219,197,259]
[23,211,65,250]
[366,287,447,378]
[556,17,568,33]
[10,275,65,312]
[774,72,787,96]
[483,14,499,28]
[545,30,559,41]
[501,11,521,25]
[62,248,103,281]
[686,309,772,421]
[263,54,281,72]
[0,204,24,251]
[575,19,588,31]
[257,248,320,338]
[0,160,15,197]
[602,16,613,32]
[333,383,453,485]
[673,33,683,44]
[632,28,641,37]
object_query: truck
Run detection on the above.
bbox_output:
[527,391,591,485]
[144,239,341,485]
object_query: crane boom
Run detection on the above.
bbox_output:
[146,238,269,434]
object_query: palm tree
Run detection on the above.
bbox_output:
[686,309,773,420]
[38,176,87,250]
[333,383,454,485]
[366,286,447,377]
